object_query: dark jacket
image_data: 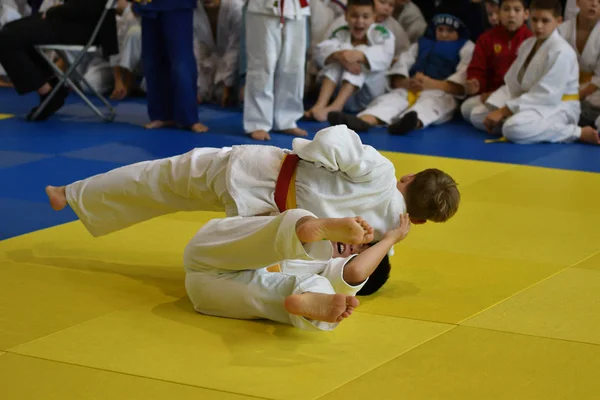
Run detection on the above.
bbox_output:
[45,0,118,57]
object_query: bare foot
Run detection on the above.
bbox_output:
[303,109,314,120]
[144,120,174,129]
[311,107,331,122]
[190,122,209,133]
[250,130,271,141]
[0,80,13,88]
[580,126,600,145]
[280,127,308,137]
[45,185,67,211]
[285,292,359,323]
[296,216,374,245]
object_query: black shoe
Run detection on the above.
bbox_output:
[27,79,69,121]
[328,111,373,132]
[388,111,419,135]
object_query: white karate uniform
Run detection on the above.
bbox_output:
[460,94,485,123]
[0,3,21,77]
[65,125,405,240]
[396,1,427,43]
[184,209,367,331]
[194,0,242,101]
[564,0,579,21]
[358,40,474,126]
[559,16,600,108]
[243,0,309,133]
[470,30,582,144]
[322,15,410,57]
[110,5,142,76]
[315,23,395,112]
[2,0,29,16]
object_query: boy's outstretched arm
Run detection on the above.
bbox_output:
[343,214,411,285]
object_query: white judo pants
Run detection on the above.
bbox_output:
[114,24,143,76]
[243,12,307,133]
[184,209,342,331]
[321,63,387,113]
[64,51,114,95]
[460,95,484,124]
[358,88,457,126]
[470,103,582,143]
[66,148,237,237]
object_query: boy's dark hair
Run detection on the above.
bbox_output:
[347,0,375,9]
[356,254,390,296]
[529,0,561,16]
[499,0,528,7]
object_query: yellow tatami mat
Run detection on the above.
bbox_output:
[1,153,599,399]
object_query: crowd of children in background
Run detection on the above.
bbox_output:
[0,0,599,145]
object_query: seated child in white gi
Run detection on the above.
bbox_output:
[304,0,396,122]
[184,209,410,331]
[560,0,600,144]
[193,0,242,107]
[328,8,475,134]
[0,1,21,87]
[470,0,600,145]
[45,125,461,242]
[109,0,143,100]
[393,0,427,43]
[323,0,411,58]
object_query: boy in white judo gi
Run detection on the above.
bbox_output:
[184,209,410,330]
[243,0,309,141]
[470,0,600,144]
[393,0,427,43]
[305,0,396,122]
[328,8,475,135]
[45,124,461,242]
[561,0,600,142]
[322,0,411,58]
[193,0,242,107]
[0,0,21,87]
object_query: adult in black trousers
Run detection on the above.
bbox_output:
[0,0,118,121]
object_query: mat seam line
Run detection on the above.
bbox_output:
[2,351,271,400]
[312,325,459,400]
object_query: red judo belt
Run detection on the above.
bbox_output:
[274,153,300,212]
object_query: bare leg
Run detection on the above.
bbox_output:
[304,78,337,120]
[295,215,374,245]
[45,185,67,211]
[285,293,359,323]
[312,81,357,122]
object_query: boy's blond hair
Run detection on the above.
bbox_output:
[405,169,460,222]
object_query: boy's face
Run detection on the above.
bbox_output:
[499,0,529,32]
[346,5,376,39]
[577,0,600,21]
[435,24,460,41]
[374,0,395,22]
[485,1,500,26]
[530,9,562,39]
[331,242,368,258]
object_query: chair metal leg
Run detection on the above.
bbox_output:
[32,47,116,122]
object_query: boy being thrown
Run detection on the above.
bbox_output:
[46,125,460,241]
